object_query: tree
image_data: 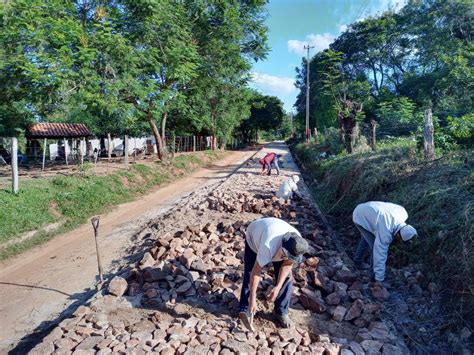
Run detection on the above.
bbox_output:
[182,0,269,149]
[240,93,284,142]
[118,0,199,160]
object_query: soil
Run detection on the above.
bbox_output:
[0,148,258,353]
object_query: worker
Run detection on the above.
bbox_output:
[239,217,309,329]
[352,201,417,284]
[276,175,301,201]
[258,152,281,175]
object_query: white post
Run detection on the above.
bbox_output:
[124,135,129,168]
[64,138,68,166]
[193,136,196,152]
[11,137,19,194]
[42,138,47,171]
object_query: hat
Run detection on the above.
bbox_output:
[399,224,417,241]
[292,175,300,183]
[282,232,309,263]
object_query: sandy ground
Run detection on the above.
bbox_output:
[0,148,258,353]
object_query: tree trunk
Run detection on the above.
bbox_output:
[160,111,168,158]
[338,99,362,154]
[147,114,164,160]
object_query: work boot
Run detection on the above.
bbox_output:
[239,310,254,332]
[275,313,292,328]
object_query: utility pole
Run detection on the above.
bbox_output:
[304,44,314,142]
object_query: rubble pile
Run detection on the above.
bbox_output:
[30,148,409,354]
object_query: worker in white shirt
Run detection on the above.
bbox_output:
[276,175,301,201]
[352,201,417,283]
[239,217,309,330]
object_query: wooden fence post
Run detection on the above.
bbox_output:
[107,133,112,162]
[313,128,319,144]
[193,136,196,152]
[11,137,19,194]
[64,137,68,166]
[371,120,377,151]
[80,138,85,167]
[423,108,435,161]
[42,138,47,171]
[171,131,176,158]
[124,135,129,168]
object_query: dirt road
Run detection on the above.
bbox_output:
[25,142,410,355]
[0,148,258,353]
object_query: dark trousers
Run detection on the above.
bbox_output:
[239,241,292,315]
[266,159,280,175]
[354,224,376,270]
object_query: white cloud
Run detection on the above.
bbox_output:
[287,33,335,57]
[250,72,296,96]
[338,24,348,33]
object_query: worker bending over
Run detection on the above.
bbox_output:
[239,217,308,329]
[276,175,301,201]
[259,152,281,175]
[352,201,417,283]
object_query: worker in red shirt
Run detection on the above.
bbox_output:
[259,152,281,175]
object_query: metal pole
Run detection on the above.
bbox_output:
[11,137,19,194]
[304,44,314,142]
[42,138,47,171]
[91,217,104,284]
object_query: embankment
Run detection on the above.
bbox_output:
[291,139,473,328]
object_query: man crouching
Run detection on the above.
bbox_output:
[239,217,308,329]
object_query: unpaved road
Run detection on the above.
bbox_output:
[0,148,258,353]
[27,142,410,355]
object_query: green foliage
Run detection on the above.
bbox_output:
[376,97,422,136]
[447,114,474,144]
[239,92,285,142]
[293,0,473,152]
[0,0,269,152]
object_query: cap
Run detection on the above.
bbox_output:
[292,175,300,183]
[282,232,309,263]
[399,224,417,241]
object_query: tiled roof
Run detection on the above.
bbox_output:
[26,123,91,139]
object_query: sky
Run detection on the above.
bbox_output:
[249,0,407,113]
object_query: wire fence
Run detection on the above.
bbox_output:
[0,134,245,191]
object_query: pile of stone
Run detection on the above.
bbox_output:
[29,154,408,354]
[31,297,342,355]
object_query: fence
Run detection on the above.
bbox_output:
[0,134,247,192]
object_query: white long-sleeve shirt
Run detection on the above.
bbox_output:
[276,177,299,200]
[352,201,408,281]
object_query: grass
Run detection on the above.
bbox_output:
[0,150,224,259]
[291,138,474,324]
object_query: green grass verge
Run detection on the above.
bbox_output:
[0,151,224,259]
[291,138,474,322]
